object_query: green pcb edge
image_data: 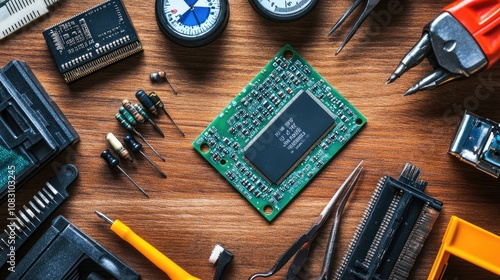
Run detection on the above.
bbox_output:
[193,44,366,221]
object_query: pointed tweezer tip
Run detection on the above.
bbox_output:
[335,45,344,56]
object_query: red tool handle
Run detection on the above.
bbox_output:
[444,0,500,68]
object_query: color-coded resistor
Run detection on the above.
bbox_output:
[134,103,165,138]
[124,134,167,178]
[115,113,165,162]
[100,149,149,198]
[106,132,133,162]
[149,92,185,137]
[123,99,145,124]
[136,89,158,116]
[150,71,178,95]
[119,106,137,127]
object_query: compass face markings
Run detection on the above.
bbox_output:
[257,0,313,15]
[164,0,221,38]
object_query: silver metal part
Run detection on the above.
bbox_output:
[449,111,500,177]
[427,13,487,76]
[388,12,488,95]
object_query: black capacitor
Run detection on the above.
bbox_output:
[124,134,142,152]
[100,149,119,169]
[124,134,167,178]
[136,90,158,116]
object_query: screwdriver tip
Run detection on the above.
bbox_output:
[94,210,114,225]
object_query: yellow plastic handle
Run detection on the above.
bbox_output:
[427,215,500,279]
[111,220,201,280]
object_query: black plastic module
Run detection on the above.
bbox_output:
[7,215,140,279]
[0,60,79,203]
[0,164,78,268]
[335,164,443,280]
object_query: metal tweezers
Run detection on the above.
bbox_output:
[248,161,364,280]
[327,0,381,55]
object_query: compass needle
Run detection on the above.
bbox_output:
[156,0,229,47]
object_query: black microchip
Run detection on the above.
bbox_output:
[43,0,142,83]
[244,90,336,184]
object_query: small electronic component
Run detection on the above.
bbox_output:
[335,164,443,280]
[150,71,179,94]
[0,60,79,203]
[134,103,165,138]
[428,216,500,279]
[0,0,61,40]
[43,0,143,83]
[149,91,185,137]
[124,134,167,178]
[106,132,133,162]
[101,149,149,198]
[136,89,159,116]
[449,111,500,177]
[0,164,78,268]
[244,90,336,184]
[116,112,166,161]
[7,215,140,279]
[193,45,366,221]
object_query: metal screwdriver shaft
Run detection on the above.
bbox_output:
[100,149,149,198]
[149,92,185,137]
[116,113,166,161]
[124,134,167,178]
[134,103,165,138]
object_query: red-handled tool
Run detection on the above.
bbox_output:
[387,0,500,96]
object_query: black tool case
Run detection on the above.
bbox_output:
[0,60,79,202]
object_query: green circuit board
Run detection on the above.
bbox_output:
[193,45,366,221]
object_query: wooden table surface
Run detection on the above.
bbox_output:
[1,0,500,279]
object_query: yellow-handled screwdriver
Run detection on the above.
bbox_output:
[94,211,200,280]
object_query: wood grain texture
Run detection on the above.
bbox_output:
[1,0,500,279]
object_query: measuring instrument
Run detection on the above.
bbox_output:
[249,0,318,22]
[155,0,230,47]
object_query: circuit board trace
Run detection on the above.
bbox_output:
[193,45,366,221]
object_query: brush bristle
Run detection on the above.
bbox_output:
[209,244,225,264]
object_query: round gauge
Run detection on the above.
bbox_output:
[155,0,230,47]
[249,0,319,22]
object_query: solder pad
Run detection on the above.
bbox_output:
[193,45,366,221]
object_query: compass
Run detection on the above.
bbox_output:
[249,0,319,22]
[155,0,230,47]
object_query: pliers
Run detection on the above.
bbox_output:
[387,0,500,96]
[248,161,364,280]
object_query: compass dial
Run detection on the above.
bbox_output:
[156,0,229,47]
[249,0,318,22]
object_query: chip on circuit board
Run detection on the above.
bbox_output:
[244,90,336,184]
[43,0,142,83]
[193,45,366,221]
